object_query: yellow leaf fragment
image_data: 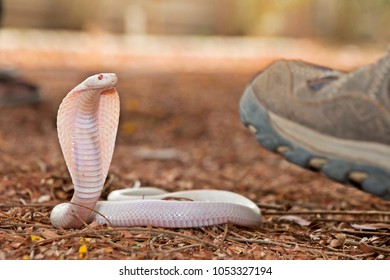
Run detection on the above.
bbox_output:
[78,244,88,259]
[79,237,91,243]
[30,235,41,242]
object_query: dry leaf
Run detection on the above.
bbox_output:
[329,234,346,248]
[358,243,375,253]
[335,233,346,242]
[329,239,343,248]
[278,215,311,227]
[39,228,59,239]
[104,247,114,254]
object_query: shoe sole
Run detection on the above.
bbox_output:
[239,85,390,199]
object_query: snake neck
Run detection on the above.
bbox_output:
[69,89,105,225]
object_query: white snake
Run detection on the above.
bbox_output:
[50,73,262,229]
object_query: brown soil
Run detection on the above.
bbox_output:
[1,31,389,260]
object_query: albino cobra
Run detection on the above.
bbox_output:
[50,73,262,229]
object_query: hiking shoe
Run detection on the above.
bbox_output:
[239,53,390,199]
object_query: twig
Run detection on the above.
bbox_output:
[324,251,375,260]
[227,237,292,249]
[121,227,221,250]
[163,244,202,253]
[0,203,54,209]
[103,238,134,253]
[263,210,390,216]
[32,228,121,246]
[345,240,390,254]
[0,222,53,229]
[257,203,287,211]
[148,233,161,253]
[222,224,229,241]
[310,249,363,260]
[334,229,390,236]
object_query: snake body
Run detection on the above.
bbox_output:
[50,73,262,229]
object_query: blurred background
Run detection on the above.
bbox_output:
[1,0,390,164]
[2,0,390,43]
[1,1,390,148]
[0,0,390,180]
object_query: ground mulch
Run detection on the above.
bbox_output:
[1,30,389,260]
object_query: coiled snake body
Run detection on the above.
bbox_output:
[50,73,262,229]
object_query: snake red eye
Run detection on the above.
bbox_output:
[98,74,103,80]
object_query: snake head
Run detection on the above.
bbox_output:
[70,73,118,94]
